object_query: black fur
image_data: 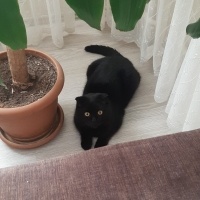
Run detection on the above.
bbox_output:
[74,45,141,150]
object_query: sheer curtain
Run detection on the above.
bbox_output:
[18,0,75,48]
[0,0,75,49]
[1,0,200,132]
[104,0,200,132]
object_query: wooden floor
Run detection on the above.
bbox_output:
[0,21,174,168]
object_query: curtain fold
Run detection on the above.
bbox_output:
[154,0,200,132]
[18,0,75,48]
[154,0,193,103]
[166,39,200,131]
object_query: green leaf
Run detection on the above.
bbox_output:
[186,18,200,39]
[65,0,104,30]
[110,0,148,31]
[0,0,27,50]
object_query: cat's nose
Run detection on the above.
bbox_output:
[92,117,96,122]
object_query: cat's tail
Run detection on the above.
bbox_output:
[85,45,121,56]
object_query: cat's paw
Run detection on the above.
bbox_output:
[94,138,109,148]
[81,141,92,150]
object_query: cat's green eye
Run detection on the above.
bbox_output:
[98,110,103,115]
[84,112,90,117]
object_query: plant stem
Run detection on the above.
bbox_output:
[6,47,31,89]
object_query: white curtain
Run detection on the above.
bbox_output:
[18,0,75,48]
[103,0,200,132]
[0,0,75,49]
[2,0,199,132]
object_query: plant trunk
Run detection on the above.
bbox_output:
[6,47,31,89]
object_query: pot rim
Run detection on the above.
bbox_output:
[0,48,64,115]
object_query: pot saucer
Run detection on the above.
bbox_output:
[0,104,64,149]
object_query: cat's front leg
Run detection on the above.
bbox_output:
[81,135,93,150]
[94,137,110,148]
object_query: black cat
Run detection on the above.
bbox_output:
[74,45,141,150]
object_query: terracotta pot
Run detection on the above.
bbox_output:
[0,49,64,149]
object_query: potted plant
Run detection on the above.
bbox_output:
[0,0,64,149]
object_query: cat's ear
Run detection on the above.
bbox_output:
[99,93,109,105]
[75,96,87,107]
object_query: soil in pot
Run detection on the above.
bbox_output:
[0,54,57,108]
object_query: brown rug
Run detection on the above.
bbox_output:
[1,129,200,200]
